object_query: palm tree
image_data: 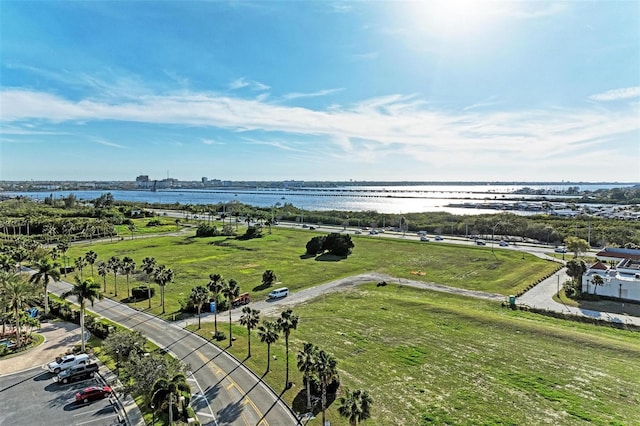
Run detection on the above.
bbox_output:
[0,270,39,348]
[56,241,69,276]
[591,274,604,295]
[277,308,299,388]
[151,374,191,426]
[61,276,102,353]
[338,388,373,425]
[316,349,339,426]
[107,256,122,297]
[297,342,319,411]
[29,257,60,316]
[97,261,108,293]
[239,307,260,358]
[189,286,209,329]
[207,273,224,336]
[0,252,15,272]
[74,256,87,280]
[121,257,136,298]
[257,320,280,372]
[222,278,240,345]
[153,265,174,314]
[128,223,136,239]
[84,250,98,278]
[142,257,157,308]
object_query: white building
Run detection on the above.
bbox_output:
[582,258,640,302]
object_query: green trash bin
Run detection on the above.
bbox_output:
[508,295,516,308]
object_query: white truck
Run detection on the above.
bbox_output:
[47,353,90,374]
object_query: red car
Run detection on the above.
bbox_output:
[75,386,112,403]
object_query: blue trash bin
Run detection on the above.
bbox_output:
[209,302,216,313]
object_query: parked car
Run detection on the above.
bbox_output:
[75,386,112,403]
[55,363,99,384]
[232,292,251,308]
[434,235,444,241]
[47,353,90,374]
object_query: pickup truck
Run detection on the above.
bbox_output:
[232,293,251,307]
[54,363,99,384]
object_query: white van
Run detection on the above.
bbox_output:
[47,353,90,374]
[268,287,289,299]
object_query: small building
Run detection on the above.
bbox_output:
[582,257,640,302]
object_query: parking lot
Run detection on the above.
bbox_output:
[0,366,121,426]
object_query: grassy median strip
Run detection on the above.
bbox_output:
[190,282,640,425]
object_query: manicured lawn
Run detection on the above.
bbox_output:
[65,227,559,318]
[191,283,640,425]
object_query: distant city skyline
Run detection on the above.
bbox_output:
[1,1,639,182]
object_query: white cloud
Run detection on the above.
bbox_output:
[1,88,638,175]
[202,139,224,145]
[589,87,640,101]
[283,88,344,100]
[228,78,270,91]
[94,139,126,149]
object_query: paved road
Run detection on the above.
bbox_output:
[47,280,298,426]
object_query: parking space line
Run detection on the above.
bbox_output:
[75,413,118,425]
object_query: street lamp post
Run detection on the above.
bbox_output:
[151,403,155,425]
[115,349,119,376]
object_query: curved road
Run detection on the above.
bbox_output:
[47,280,299,426]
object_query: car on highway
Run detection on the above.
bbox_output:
[434,235,444,241]
[554,246,568,253]
[420,236,429,242]
[499,241,509,247]
[369,230,378,235]
[354,230,362,234]
[75,385,112,404]
[476,240,486,246]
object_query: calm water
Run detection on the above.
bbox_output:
[2,183,634,215]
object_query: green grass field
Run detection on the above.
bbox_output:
[191,283,640,425]
[65,227,558,318]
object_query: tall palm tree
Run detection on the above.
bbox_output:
[61,276,102,353]
[189,285,209,329]
[153,265,174,314]
[315,349,339,426]
[141,257,157,308]
[257,320,280,372]
[84,250,98,278]
[29,257,60,316]
[297,342,319,411]
[0,271,39,348]
[277,308,299,388]
[207,273,224,336]
[338,388,373,425]
[151,373,191,426]
[239,307,260,358]
[97,261,108,293]
[107,256,122,297]
[222,278,240,345]
[121,257,136,298]
[74,256,87,280]
[56,241,70,276]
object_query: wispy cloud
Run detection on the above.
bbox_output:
[94,139,126,149]
[228,78,270,91]
[589,86,640,102]
[353,51,379,61]
[202,139,224,145]
[283,88,344,100]
[2,88,638,170]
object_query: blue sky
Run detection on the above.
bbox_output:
[1,1,639,182]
